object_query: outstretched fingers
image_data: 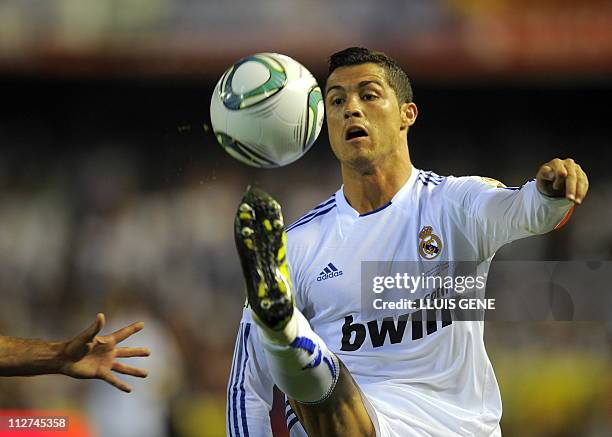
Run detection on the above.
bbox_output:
[100,369,132,393]
[115,347,150,358]
[110,322,145,343]
[112,362,148,378]
[77,313,106,345]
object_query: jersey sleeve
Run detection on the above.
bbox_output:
[226,308,275,437]
[443,176,574,259]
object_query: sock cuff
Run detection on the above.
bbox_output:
[294,352,340,405]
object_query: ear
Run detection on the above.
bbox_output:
[400,102,418,130]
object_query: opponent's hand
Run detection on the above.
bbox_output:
[59,314,149,393]
[536,158,588,204]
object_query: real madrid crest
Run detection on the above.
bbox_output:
[418,226,443,260]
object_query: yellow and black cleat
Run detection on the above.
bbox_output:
[235,186,294,330]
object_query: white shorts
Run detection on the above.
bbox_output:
[287,381,502,436]
[359,381,502,437]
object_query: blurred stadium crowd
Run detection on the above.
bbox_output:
[1,0,612,78]
[0,1,611,436]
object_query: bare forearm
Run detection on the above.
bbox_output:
[0,336,66,376]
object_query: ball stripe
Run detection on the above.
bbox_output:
[216,132,278,168]
[222,54,287,110]
[304,86,323,149]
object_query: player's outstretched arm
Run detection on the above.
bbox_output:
[0,313,149,393]
[536,157,589,204]
[444,157,588,258]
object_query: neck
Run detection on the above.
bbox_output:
[341,145,412,214]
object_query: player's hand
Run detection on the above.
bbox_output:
[536,158,588,204]
[59,313,149,393]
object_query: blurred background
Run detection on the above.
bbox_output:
[0,0,611,436]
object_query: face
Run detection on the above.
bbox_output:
[325,63,417,171]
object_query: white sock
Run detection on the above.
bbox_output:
[255,309,339,404]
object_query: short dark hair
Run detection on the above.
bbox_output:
[328,47,413,104]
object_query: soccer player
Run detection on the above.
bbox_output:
[1,313,149,393]
[227,47,588,436]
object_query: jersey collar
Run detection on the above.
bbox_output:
[335,165,419,222]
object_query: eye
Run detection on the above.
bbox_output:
[362,93,377,101]
[331,97,344,106]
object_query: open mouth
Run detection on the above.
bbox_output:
[345,126,369,141]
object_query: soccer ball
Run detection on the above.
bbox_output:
[210,53,324,168]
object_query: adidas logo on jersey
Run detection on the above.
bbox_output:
[317,263,343,281]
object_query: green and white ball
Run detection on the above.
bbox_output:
[210,53,324,168]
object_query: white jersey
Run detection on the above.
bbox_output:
[227,167,573,437]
